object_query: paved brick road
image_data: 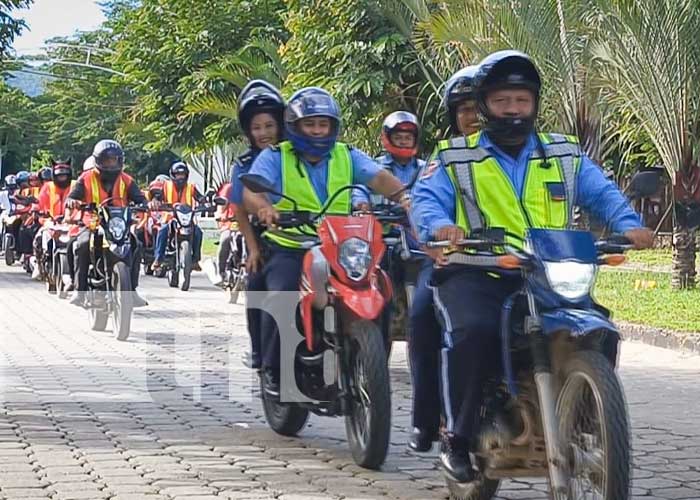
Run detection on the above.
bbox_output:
[0,264,698,500]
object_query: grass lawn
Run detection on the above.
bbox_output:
[202,238,218,257]
[625,248,673,268]
[595,269,700,333]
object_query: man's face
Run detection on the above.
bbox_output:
[56,174,69,184]
[100,155,121,170]
[390,130,416,149]
[485,89,535,119]
[455,100,479,136]
[298,117,332,138]
[173,173,187,183]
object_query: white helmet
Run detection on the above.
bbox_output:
[83,156,97,171]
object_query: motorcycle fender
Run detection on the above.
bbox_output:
[330,276,388,321]
[540,308,619,338]
[109,242,131,261]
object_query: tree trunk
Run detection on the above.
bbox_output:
[672,223,696,289]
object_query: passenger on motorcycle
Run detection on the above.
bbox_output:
[411,50,653,483]
[213,181,237,283]
[405,66,482,453]
[16,171,42,265]
[228,79,286,370]
[65,139,148,308]
[32,161,75,279]
[151,161,206,272]
[243,86,409,396]
[135,175,169,258]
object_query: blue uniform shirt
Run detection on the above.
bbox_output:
[229,147,261,205]
[351,154,426,207]
[411,131,642,242]
[248,145,382,205]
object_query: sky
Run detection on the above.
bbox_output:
[11,0,106,56]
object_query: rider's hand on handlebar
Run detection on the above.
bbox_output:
[354,202,370,213]
[434,225,465,245]
[424,246,449,267]
[148,199,162,211]
[65,198,82,210]
[624,227,654,250]
[258,206,280,226]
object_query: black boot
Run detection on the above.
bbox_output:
[408,427,438,452]
[440,433,475,483]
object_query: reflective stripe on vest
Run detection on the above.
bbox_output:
[439,131,580,250]
[165,181,194,205]
[85,170,128,206]
[264,141,353,249]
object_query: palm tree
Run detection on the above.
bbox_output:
[590,0,700,288]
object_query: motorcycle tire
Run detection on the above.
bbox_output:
[260,377,309,437]
[144,262,154,276]
[57,254,69,299]
[89,305,109,332]
[112,261,133,341]
[46,268,56,294]
[179,240,192,291]
[4,242,13,266]
[167,267,178,288]
[556,350,630,500]
[154,266,166,278]
[344,319,391,469]
[229,273,245,304]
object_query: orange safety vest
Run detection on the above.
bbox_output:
[81,169,133,207]
[215,183,237,230]
[164,180,195,206]
[47,181,76,218]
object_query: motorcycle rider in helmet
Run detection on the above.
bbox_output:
[243,86,409,396]
[411,50,652,482]
[227,79,286,370]
[65,139,148,307]
[151,161,207,271]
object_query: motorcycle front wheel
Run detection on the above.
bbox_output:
[3,234,13,266]
[344,319,391,469]
[556,350,630,500]
[179,240,192,291]
[111,261,133,341]
[57,253,69,299]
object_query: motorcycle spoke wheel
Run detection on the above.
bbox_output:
[557,351,630,500]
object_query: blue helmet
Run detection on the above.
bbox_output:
[284,87,341,157]
[444,65,478,129]
[16,170,30,186]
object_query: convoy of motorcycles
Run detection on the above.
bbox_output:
[0,173,653,500]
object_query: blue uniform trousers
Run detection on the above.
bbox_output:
[154,224,203,263]
[408,257,442,433]
[431,268,522,441]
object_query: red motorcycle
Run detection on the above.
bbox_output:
[242,175,394,469]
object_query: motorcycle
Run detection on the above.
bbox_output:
[241,174,393,470]
[427,229,632,500]
[80,199,144,341]
[157,203,211,291]
[38,215,72,297]
[212,196,247,304]
[139,208,166,278]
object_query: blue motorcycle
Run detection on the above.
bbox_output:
[429,229,632,500]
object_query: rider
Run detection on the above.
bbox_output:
[228,79,285,370]
[411,50,653,482]
[38,166,53,187]
[213,180,237,284]
[406,66,483,453]
[0,175,17,214]
[243,86,410,396]
[33,161,75,279]
[151,161,206,272]
[16,171,42,263]
[65,139,148,308]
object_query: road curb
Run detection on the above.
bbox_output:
[620,320,700,356]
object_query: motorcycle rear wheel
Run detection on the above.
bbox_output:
[89,304,109,331]
[57,254,69,299]
[344,319,391,469]
[556,350,630,500]
[260,378,309,437]
[3,235,13,266]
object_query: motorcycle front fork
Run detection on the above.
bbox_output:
[527,314,569,497]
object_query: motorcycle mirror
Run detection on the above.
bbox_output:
[628,170,662,200]
[213,196,228,206]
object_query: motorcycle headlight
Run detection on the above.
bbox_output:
[543,261,596,300]
[339,237,372,282]
[177,211,193,226]
[108,217,127,241]
[58,234,70,244]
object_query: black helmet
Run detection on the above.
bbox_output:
[92,139,124,173]
[38,166,53,182]
[473,50,541,142]
[444,65,478,130]
[52,160,73,189]
[169,161,190,188]
[238,80,285,142]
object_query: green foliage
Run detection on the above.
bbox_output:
[282,0,419,154]
[0,0,32,60]
[0,79,43,174]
